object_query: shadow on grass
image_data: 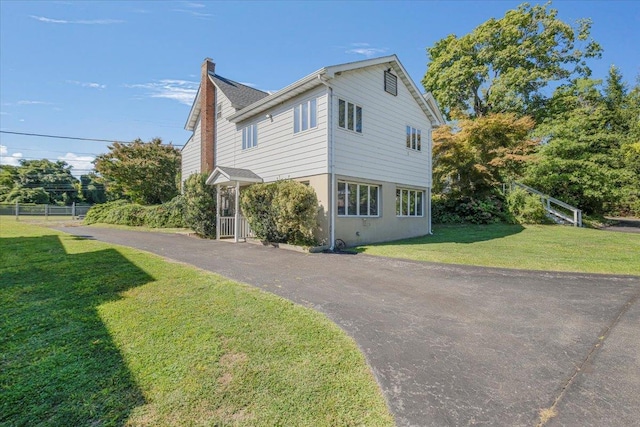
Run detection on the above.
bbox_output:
[357,223,526,252]
[0,235,152,426]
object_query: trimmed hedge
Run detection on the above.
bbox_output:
[84,197,186,228]
[241,180,318,246]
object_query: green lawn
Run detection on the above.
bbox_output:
[0,218,393,426]
[358,223,640,276]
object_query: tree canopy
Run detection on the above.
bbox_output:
[0,160,79,204]
[433,113,536,197]
[525,67,640,215]
[423,2,602,120]
[94,138,181,205]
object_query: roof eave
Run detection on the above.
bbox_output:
[184,86,201,131]
[228,68,327,123]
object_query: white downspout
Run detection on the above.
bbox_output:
[318,75,335,250]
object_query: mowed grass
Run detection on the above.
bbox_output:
[358,223,640,276]
[0,218,394,426]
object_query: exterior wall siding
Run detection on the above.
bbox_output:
[216,86,329,182]
[181,116,202,182]
[330,64,432,188]
[333,174,429,246]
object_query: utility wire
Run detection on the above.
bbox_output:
[0,130,184,147]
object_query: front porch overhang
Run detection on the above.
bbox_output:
[205,166,263,187]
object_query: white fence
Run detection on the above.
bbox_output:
[0,202,92,219]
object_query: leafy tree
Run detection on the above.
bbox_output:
[79,173,107,204]
[94,138,180,205]
[525,71,639,215]
[423,2,602,120]
[433,113,536,197]
[2,160,79,204]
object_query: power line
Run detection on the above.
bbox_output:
[0,130,184,147]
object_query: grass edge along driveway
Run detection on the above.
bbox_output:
[0,219,394,427]
[358,223,640,276]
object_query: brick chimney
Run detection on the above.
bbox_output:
[200,58,216,173]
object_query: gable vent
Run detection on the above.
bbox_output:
[384,70,397,96]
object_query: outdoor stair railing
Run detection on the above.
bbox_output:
[505,182,582,227]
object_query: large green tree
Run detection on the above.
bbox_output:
[525,68,640,215]
[423,2,602,120]
[0,160,79,204]
[94,138,181,205]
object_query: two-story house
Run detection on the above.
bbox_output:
[181,55,444,248]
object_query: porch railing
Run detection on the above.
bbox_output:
[219,216,252,240]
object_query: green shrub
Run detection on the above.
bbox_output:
[144,195,186,228]
[84,197,186,228]
[432,194,506,224]
[241,180,318,245]
[506,188,551,224]
[183,173,217,238]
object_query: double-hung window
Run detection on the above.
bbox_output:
[294,98,317,133]
[338,99,362,133]
[396,188,424,217]
[337,181,379,216]
[242,124,257,150]
[406,126,422,151]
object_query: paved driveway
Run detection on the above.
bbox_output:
[56,226,640,426]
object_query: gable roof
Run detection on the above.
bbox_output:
[227,54,445,127]
[205,166,263,186]
[185,74,269,131]
[210,74,269,109]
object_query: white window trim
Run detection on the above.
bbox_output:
[241,123,258,150]
[337,98,363,134]
[293,98,318,134]
[406,125,422,152]
[337,181,380,217]
[396,188,425,217]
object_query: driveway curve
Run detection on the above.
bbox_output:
[55,226,640,426]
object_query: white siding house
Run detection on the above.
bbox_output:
[181,55,444,246]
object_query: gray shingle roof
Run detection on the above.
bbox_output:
[210,73,269,109]
[216,166,262,181]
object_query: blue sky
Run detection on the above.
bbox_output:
[1,0,638,176]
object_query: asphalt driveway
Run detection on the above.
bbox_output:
[56,226,640,426]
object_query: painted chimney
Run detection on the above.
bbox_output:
[200,58,216,173]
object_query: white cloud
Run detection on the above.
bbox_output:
[124,79,198,105]
[30,15,124,25]
[184,2,206,8]
[58,152,95,175]
[0,112,8,115]
[0,145,24,166]
[345,43,388,58]
[172,9,212,18]
[67,80,106,89]
[17,100,51,105]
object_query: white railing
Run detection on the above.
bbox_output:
[508,182,582,227]
[219,216,253,240]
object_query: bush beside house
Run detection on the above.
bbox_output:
[241,180,318,246]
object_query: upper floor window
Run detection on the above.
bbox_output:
[338,99,362,133]
[216,102,222,119]
[337,181,379,217]
[396,188,424,217]
[294,98,317,133]
[406,126,422,151]
[242,124,257,150]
